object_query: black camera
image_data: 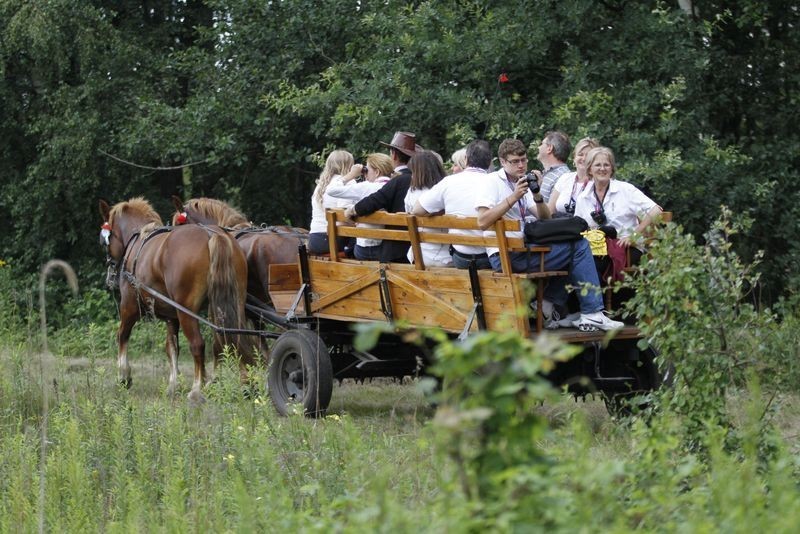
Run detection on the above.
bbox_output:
[522,172,540,194]
[563,197,576,214]
[590,209,607,225]
[360,163,368,177]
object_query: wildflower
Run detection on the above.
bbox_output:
[225,454,235,462]
[0,258,7,267]
[326,414,341,422]
[498,72,509,83]
[237,426,245,431]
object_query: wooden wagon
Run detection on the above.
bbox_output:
[255,208,669,416]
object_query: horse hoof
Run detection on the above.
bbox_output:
[120,377,132,389]
[187,390,206,406]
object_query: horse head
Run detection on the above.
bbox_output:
[99,197,162,263]
[172,196,251,229]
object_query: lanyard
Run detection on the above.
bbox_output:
[592,184,607,213]
[504,174,527,217]
[570,176,589,202]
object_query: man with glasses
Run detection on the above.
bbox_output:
[474,138,623,332]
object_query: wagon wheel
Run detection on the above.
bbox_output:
[603,345,673,418]
[267,330,333,417]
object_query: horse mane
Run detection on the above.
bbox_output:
[110,197,163,226]
[186,197,251,228]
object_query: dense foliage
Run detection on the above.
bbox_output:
[0,0,797,301]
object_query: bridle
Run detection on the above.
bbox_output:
[100,221,140,290]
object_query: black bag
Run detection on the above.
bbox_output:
[524,216,588,244]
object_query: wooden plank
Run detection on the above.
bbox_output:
[325,210,340,261]
[335,226,410,241]
[385,271,468,323]
[308,259,381,282]
[270,290,306,315]
[494,218,513,276]
[267,263,301,290]
[405,214,425,270]
[310,271,381,312]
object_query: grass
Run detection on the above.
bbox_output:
[3,320,800,531]
[0,324,629,531]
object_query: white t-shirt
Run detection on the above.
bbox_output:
[309,174,352,234]
[574,179,658,238]
[326,175,390,247]
[550,171,592,216]
[417,167,490,255]
[404,188,452,267]
[475,169,535,257]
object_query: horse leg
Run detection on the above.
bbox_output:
[117,302,139,388]
[165,318,180,398]
[177,311,206,404]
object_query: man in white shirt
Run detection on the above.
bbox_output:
[412,140,494,269]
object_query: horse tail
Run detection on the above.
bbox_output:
[207,233,256,364]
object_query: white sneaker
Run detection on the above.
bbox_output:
[573,311,624,332]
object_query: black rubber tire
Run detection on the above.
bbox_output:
[267,330,333,417]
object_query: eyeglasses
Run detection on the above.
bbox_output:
[504,157,528,166]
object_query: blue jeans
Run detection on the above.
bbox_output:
[354,244,381,261]
[489,239,604,314]
[452,250,492,270]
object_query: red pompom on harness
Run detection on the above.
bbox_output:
[100,222,111,245]
[176,212,188,225]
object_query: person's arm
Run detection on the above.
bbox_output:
[620,205,663,247]
[531,193,551,220]
[477,178,529,230]
[327,177,378,201]
[412,200,435,216]
[547,189,560,214]
[413,182,446,216]
[346,176,401,219]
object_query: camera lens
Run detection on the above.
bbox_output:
[564,198,575,214]
[525,172,540,194]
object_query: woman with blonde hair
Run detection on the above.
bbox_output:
[326,152,394,260]
[450,148,467,174]
[308,150,361,254]
[548,137,599,215]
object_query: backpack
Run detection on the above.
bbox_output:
[523,216,589,244]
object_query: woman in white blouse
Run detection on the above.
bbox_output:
[548,137,599,216]
[575,146,663,259]
[307,150,361,254]
[325,153,394,260]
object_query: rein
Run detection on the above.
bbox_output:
[233,226,309,240]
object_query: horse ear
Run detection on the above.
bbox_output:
[99,199,111,221]
[171,195,184,212]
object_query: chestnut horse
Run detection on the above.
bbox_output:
[171,196,307,305]
[99,198,255,403]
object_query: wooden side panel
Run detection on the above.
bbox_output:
[307,259,530,335]
[267,263,304,314]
